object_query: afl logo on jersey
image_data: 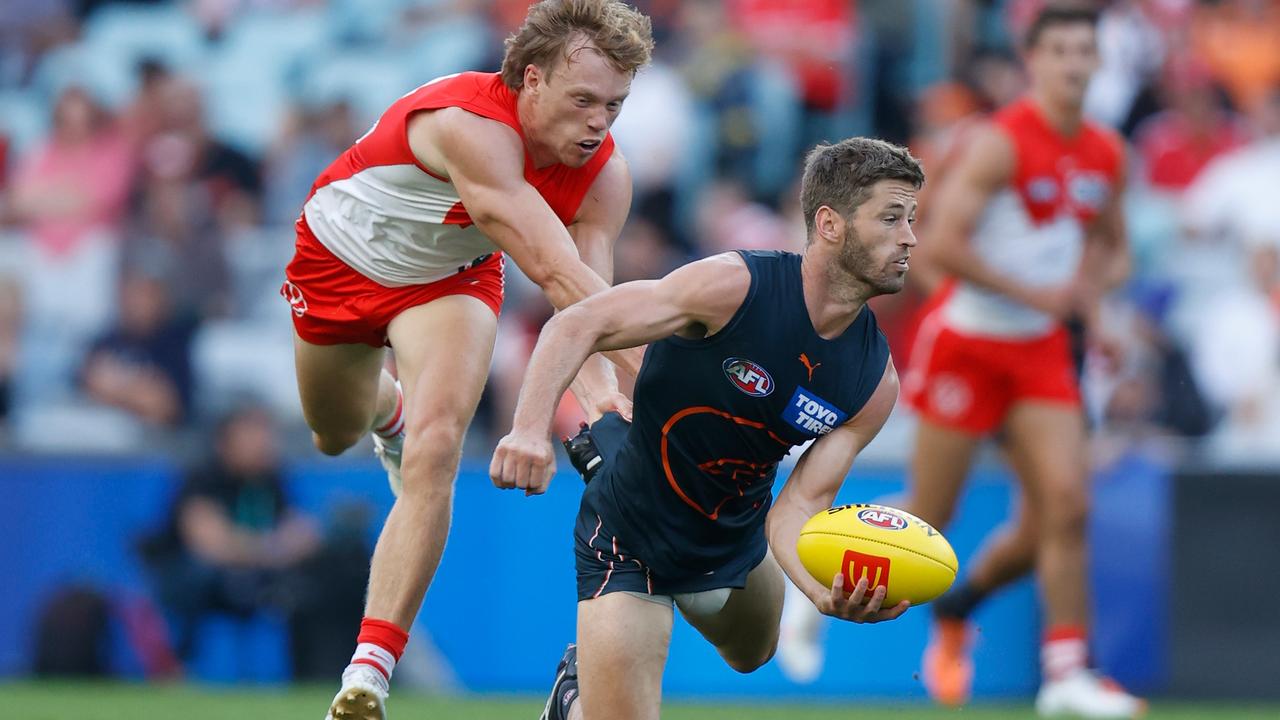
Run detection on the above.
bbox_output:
[857,508,908,531]
[723,358,774,397]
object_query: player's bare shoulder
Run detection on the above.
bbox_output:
[590,150,632,201]
[406,106,524,183]
[596,147,630,185]
[574,149,632,226]
[859,358,900,424]
[955,121,1016,187]
[663,252,752,338]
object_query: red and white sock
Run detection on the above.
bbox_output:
[346,617,409,690]
[1041,625,1088,682]
[372,380,404,439]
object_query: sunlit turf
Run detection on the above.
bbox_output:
[4,681,1277,719]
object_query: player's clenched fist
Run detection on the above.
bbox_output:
[490,432,556,496]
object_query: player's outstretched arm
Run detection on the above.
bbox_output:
[410,109,643,384]
[414,111,608,303]
[766,361,910,623]
[563,153,641,420]
[1074,159,1131,355]
[1077,157,1131,301]
[921,125,1018,297]
[489,253,751,495]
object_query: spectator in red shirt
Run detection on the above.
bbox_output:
[1134,57,1250,193]
[727,0,855,114]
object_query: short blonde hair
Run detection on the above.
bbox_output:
[501,0,654,90]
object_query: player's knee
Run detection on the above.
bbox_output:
[1011,512,1040,544]
[405,404,468,444]
[903,496,952,530]
[405,422,465,464]
[312,429,363,456]
[917,506,954,530]
[720,631,778,674]
[725,641,776,674]
[400,420,466,489]
[1042,481,1089,535]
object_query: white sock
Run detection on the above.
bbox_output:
[1042,636,1087,682]
[372,375,404,438]
[346,642,396,693]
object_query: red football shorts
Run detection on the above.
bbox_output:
[902,310,1080,435]
[281,217,504,348]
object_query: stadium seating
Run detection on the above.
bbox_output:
[0,90,48,154]
[29,43,136,109]
[82,3,205,76]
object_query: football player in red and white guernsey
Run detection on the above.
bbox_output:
[900,7,1143,718]
[278,2,652,718]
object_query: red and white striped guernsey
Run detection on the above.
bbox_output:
[940,97,1123,338]
[301,71,616,288]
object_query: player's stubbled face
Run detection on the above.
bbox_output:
[840,179,918,295]
[527,39,631,168]
[1028,24,1098,108]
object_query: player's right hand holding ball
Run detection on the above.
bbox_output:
[810,574,911,624]
[490,431,556,496]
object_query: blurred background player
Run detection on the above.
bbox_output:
[279,2,653,718]
[490,137,922,720]
[898,6,1141,718]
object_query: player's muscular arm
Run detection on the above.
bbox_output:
[1073,164,1131,356]
[563,154,644,421]
[1078,162,1131,295]
[922,125,1015,293]
[766,363,909,623]
[413,110,642,388]
[566,153,629,287]
[410,109,615,311]
[924,125,1074,317]
[490,253,750,495]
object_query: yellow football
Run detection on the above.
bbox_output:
[796,503,958,607]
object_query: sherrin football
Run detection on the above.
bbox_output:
[797,503,958,607]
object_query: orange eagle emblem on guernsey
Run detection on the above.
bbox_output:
[799,353,822,382]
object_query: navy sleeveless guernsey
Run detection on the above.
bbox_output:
[574,250,891,600]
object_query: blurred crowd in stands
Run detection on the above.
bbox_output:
[0,0,1277,464]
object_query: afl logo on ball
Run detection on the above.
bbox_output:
[723,358,774,397]
[858,508,907,531]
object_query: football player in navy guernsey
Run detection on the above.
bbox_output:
[491,137,924,720]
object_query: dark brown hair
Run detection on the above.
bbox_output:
[800,137,925,238]
[501,0,654,90]
[1023,5,1099,50]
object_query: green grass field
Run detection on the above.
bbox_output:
[2,682,1277,720]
